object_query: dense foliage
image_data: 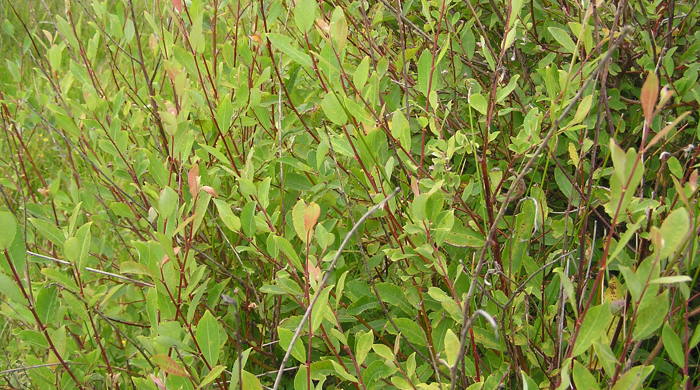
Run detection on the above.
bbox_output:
[1,0,699,388]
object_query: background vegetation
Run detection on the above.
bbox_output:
[0,0,699,388]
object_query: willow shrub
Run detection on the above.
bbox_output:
[1,0,699,389]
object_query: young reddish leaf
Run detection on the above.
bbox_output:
[303,202,321,234]
[640,72,659,124]
[188,164,200,198]
[152,354,189,377]
[172,0,182,13]
[149,374,166,390]
[307,258,321,282]
[200,185,218,197]
[410,176,420,198]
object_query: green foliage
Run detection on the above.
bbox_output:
[0,0,699,389]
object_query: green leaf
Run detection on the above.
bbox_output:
[633,291,669,340]
[330,360,358,382]
[29,218,64,246]
[311,287,331,332]
[353,56,370,90]
[321,92,348,126]
[241,370,262,390]
[294,0,317,33]
[275,236,303,271]
[159,187,178,217]
[36,285,59,324]
[241,201,256,237]
[64,223,92,268]
[372,343,394,361]
[651,275,692,284]
[496,74,520,103]
[572,303,612,357]
[569,94,593,126]
[0,211,17,250]
[330,7,348,52]
[278,327,306,363]
[391,318,426,346]
[355,329,373,365]
[658,207,689,259]
[195,310,226,365]
[214,199,241,232]
[611,365,653,390]
[198,365,226,389]
[548,27,577,53]
[444,329,460,368]
[228,348,252,390]
[390,110,411,151]
[292,199,307,243]
[572,360,599,390]
[267,33,312,68]
[469,93,487,115]
[662,323,684,367]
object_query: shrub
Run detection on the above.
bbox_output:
[0,0,698,389]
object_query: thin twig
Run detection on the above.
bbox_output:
[27,251,154,288]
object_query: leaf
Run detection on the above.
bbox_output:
[372,344,394,361]
[159,187,178,217]
[645,111,691,150]
[570,94,593,126]
[241,201,256,237]
[292,199,309,243]
[188,164,200,198]
[241,370,262,390]
[611,365,653,390]
[353,56,370,89]
[171,0,182,13]
[330,7,348,52]
[330,360,358,382]
[195,310,226,365]
[633,291,669,340]
[321,92,348,126]
[572,303,612,357]
[36,285,59,324]
[213,199,241,232]
[657,208,689,259]
[267,33,313,69]
[390,110,411,151]
[278,327,306,363]
[573,360,600,390]
[29,218,64,246]
[0,211,17,250]
[303,202,321,235]
[417,50,433,96]
[64,223,92,268]
[651,275,692,284]
[198,365,225,389]
[153,354,189,377]
[548,27,577,53]
[496,74,520,102]
[294,0,317,33]
[469,93,487,115]
[662,323,684,367]
[355,329,373,365]
[640,72,659,123]
[311,287,331,332]
[391,318,426,346]
[444,329,460,368]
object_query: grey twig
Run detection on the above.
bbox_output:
[27,251,154,288]
[271,188,400,390]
